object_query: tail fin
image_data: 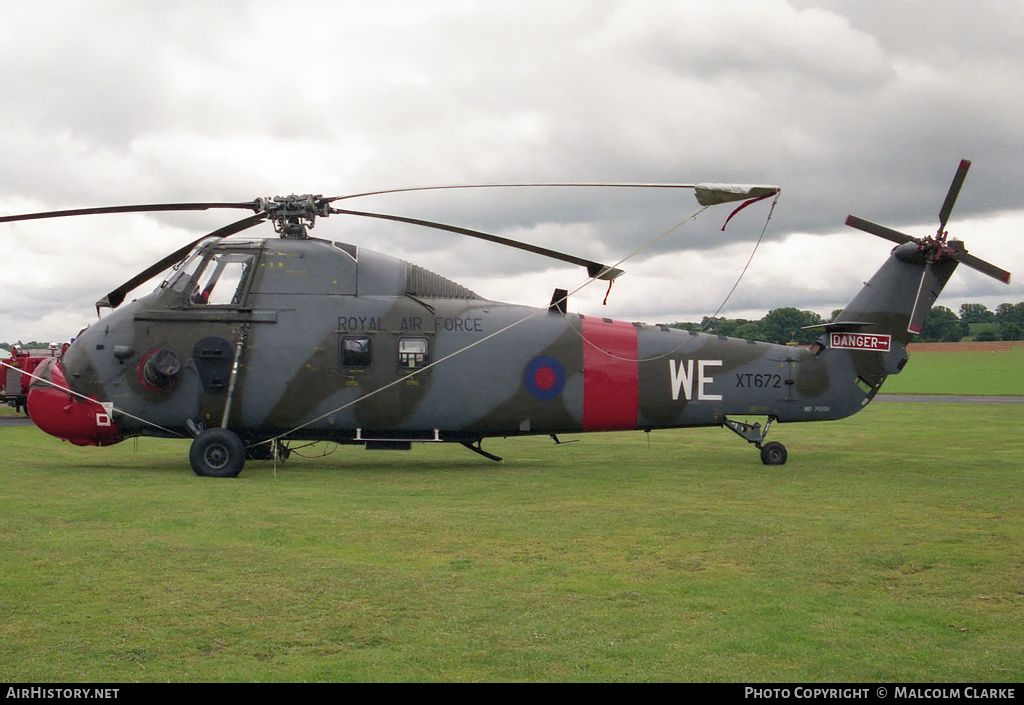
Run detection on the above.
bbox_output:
[833,239,960,346]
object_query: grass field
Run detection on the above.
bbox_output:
[2,345,1022,682]
[1,401,1022,683]
[881,345,1024,396]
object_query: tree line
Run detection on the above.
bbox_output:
[667,302,1024,345]
[1,341,56,351]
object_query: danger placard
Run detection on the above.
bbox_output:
[829,332,891,352]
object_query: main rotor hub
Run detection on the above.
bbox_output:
[255,194,332,238]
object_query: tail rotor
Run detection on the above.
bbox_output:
[842,159,1010,336]
[845,159,1011,285]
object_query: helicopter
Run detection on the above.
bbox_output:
[0,160,1010,477]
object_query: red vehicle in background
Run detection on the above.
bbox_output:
[2,343,69,415]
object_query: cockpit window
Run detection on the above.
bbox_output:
[163,249,255,306]
[190,252,256,305]
[166,251,205,293]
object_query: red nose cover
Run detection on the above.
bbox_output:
[27,360,124,447]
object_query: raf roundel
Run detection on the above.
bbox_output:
[524,356,566,401]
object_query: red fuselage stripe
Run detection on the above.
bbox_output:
[582,317,639,431]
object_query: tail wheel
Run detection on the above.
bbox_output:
[760,441,788,466]
[190,428,246,477]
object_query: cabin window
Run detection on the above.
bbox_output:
[398,337,429,370]
[341,336,373,368]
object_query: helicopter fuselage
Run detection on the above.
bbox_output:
[28,235,873,454]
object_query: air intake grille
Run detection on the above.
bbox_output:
[405,263,481,299]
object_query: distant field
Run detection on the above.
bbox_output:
[880,344,1024,396]
[1,402,1021,683]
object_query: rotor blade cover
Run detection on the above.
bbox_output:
[694,184,780,207]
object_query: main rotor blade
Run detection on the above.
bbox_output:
[330,182,780,211]
[0,201,258,224]
[328,183,701,204]
[956,250,1012,284]
[938,159,971,233]
[331,207,623,280]
[845,215,917,245]
[96,213,268,310]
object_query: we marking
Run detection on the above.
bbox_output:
[669,359,723,401]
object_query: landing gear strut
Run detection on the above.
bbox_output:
[722,416,788,465]
[461,439,502,462]
[245,440,291,462]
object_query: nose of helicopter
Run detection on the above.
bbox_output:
[26,357,124,447]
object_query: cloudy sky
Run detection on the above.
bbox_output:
[3,0,1023,343]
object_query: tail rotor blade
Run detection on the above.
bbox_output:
[845,215,917,245]
[957,250,1012,284]
[938,159,971,232]
[907,268,937,335]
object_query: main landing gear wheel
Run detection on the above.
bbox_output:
[760,441,788,466]
[190,428,246,478]
[722,416,788,465]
